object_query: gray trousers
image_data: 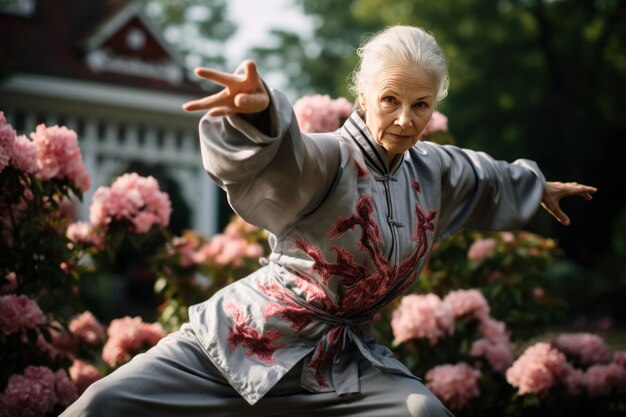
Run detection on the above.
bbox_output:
[61,325,453,417]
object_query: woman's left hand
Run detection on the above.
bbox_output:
[541,181,597,225]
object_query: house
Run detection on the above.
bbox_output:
[0,0,222,236]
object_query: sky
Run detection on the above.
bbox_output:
[223,0,314,92]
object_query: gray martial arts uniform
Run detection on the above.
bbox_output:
[62,85,544,417]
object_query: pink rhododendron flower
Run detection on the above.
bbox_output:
[443,289,490,320]
[554,333,611,366]
[293,95,353,133]
[66,221,104,249]
[224,215,259,238]
[70,311,106,346]
[425,363,480,410]
[89,173,171,234]
[0,112,17,173]
[11,135,38,174]
[506,342,569,395]
[477,317,510,343]
[532,287,545,299]
[467,237,497,261]
[194,233,264,268]
[391,294,454,345]
[500,231,515,243]
[0,113,38,174]
[420,111,448,138]
[0,294,46,335]
[0,366,57,417]
[563,365,587,395]
[585,363,626,397]
[102,316,166,367]
[30,123,90,191]
[54,369,78,407]
[69,360,101,395]
[615,351,626,367]
[1,272,17,294]
[171,236,198,268]
[470,338,515,373]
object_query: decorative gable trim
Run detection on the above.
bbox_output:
[84,2,185,85]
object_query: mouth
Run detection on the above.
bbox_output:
[387,133,413,140]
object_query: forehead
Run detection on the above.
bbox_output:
[370,64,437,97]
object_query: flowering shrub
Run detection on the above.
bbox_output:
[415,230,565,341]
[152,216,269,329]
[293,94,352,133]
[0,114,172,415]
[0,366,77,417]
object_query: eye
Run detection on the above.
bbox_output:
[381,96,397,107]
[413,101,429,110]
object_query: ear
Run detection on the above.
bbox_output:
[358,92,367,111]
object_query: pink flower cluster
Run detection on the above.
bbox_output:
[554,333,611,366]
[0,112,38,174]
[66,221,104,249]
[425,363,481,410]
[194,216,264,268]
[393,289,515,372]
[89,173,172,234]
[0,294,46,335]
[443,289,514,372]
[101,316,166,367]
[506,342,568,395]
[1,271,18,294]
[443,289,490,320]
[69,311,106,347]
[391,293,454,345]
[467,237,497,261]
[31,123,90,191]
[507,341,626,397]
[0,366,77,417]
[420,111,449,138]
[470,317,515,372]
[69,360,101,395]
[293,95,353,133]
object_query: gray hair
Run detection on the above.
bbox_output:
[349,25,449,105]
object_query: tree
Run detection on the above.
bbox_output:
[142,0,236,71]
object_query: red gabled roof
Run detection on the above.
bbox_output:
[0,0,209,95]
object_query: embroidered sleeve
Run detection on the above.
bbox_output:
[433,144,545,238]
[198,84,341,235]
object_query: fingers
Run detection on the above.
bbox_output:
[194,67,239,86]
[234,92,269,112]
[182,89,230,112]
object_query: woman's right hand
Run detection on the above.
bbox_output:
[182,59,269,117]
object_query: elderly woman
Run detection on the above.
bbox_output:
[62,25,595,417]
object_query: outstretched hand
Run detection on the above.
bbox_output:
[182,60,269,117]
[541,181,597,225]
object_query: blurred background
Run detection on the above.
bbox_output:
[1,0,625,336]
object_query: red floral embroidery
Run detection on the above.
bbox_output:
[354,159,369,179]
[226,302,283,364]
[411,180,421,193]
[259,282,314,333]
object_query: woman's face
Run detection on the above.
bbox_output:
[359,64,437,161]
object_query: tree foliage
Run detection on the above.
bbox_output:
[141,0,236,70]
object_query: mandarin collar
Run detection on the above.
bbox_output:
[340,111,404,175]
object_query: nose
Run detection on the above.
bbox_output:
[395,107,412,129]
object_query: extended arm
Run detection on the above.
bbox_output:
[183,61,341,235]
